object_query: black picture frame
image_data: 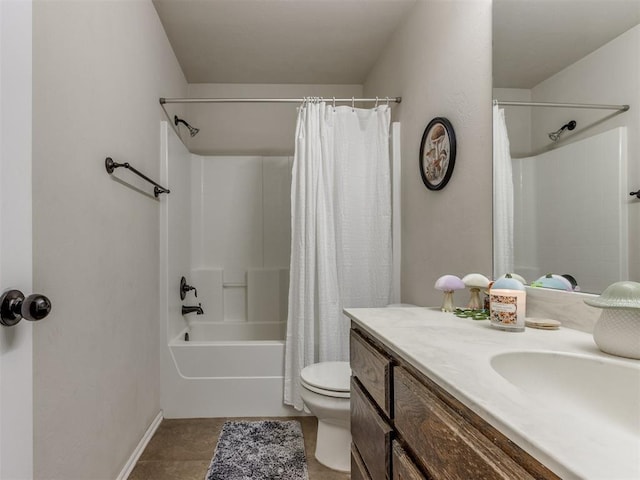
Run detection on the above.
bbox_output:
[419,117,456,191]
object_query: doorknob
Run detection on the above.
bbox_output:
[0,289,52,327]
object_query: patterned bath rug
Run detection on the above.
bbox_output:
[205,420,309,480]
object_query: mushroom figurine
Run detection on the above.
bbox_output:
[434,275,465,312]
[462,273,491,310]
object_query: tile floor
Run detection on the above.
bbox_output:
[129,416,350,480]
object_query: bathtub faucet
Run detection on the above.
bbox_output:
[182,303,204,315]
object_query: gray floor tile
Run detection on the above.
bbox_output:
[129,415,350,480]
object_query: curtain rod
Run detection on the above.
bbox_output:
[495,100,629,112]
[160,96,402,105]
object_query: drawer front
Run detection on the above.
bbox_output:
[392,441,427,480]
[351,377,393,480]
[350,329,392,416]
[394,367,535,480]
[352,443,373,480]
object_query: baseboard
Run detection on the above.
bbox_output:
[117,410,163,480]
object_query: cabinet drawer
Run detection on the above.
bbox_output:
[350,329,392,416]
[392,441,427,480]
[351,377,393,480]
[394,367,535,480]
[352,443,373,480]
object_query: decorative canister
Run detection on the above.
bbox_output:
[489,275,526,332]
[584,281,640,360]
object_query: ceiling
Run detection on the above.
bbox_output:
[152,0,416,84]
[154,0,640,88]
[493,0,640,89]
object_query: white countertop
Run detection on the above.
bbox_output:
[345,307,640,480]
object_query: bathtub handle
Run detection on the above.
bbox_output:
[180,276,198,300]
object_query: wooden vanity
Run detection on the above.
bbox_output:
[349,324,561,480]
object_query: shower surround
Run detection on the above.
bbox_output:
[159,117,401,417]
[159,121,296,417]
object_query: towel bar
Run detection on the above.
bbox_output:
[105,157,170,197]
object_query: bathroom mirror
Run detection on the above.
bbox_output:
[492,0,640,294]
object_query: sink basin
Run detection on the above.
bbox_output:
[490,351,640,436]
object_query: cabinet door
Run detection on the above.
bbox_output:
[351,377,393,480]
[394,367,535,480]
[350,329,392,416]
[392,441,427,480]
[352,444,373,480]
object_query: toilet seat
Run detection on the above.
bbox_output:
[301,361,351,399]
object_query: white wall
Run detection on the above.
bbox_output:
[530,24,640,285]
[364,0,493,306]
[32,2,187,478]
[181,83,363,155]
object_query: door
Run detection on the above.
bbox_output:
[0,1,34,477]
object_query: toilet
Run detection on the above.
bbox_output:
[300,361,352,472]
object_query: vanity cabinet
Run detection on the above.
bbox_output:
[350,329,393,480]
[350,325,560,480]
[391,441,424,480]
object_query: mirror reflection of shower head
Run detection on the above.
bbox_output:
[174,115,200,137]
[548,120,577,142]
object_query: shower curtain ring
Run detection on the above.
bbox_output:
[332,97,336,110]
[375,96,379,108]
[351,97,355,112]
[386,97,390,106]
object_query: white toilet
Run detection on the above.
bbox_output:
[300,361,352,472]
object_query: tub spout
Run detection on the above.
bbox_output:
[182,303,203,315]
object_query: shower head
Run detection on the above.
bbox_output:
[174,115,200,137]
[548,120,577,142]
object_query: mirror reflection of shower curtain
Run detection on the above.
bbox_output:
[493,104,514,277]
[284,100,392,410]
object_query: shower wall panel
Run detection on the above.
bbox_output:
[513,127,627,293]
[190,155,292,324]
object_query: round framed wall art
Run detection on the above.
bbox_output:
[419,117,456,191]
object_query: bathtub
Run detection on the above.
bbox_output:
[180,321,285,342]
[161,321,298,418]
[169,321,285,378]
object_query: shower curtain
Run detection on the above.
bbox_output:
[493,103,514,277]
[284,100,392,410]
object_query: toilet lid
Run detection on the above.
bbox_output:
[300,361,351,393]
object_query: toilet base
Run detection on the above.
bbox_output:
[314,419,351,472]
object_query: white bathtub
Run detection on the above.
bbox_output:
[162,321,297,418]
[180,321,285,342]
[169,322,285,378]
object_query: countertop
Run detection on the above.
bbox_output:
[345,307,640,480]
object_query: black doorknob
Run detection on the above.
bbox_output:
[22,294,52,321]
[0,289,52,326]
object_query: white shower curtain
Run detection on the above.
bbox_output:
[493,103,514,277]
[284,100,392,410]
